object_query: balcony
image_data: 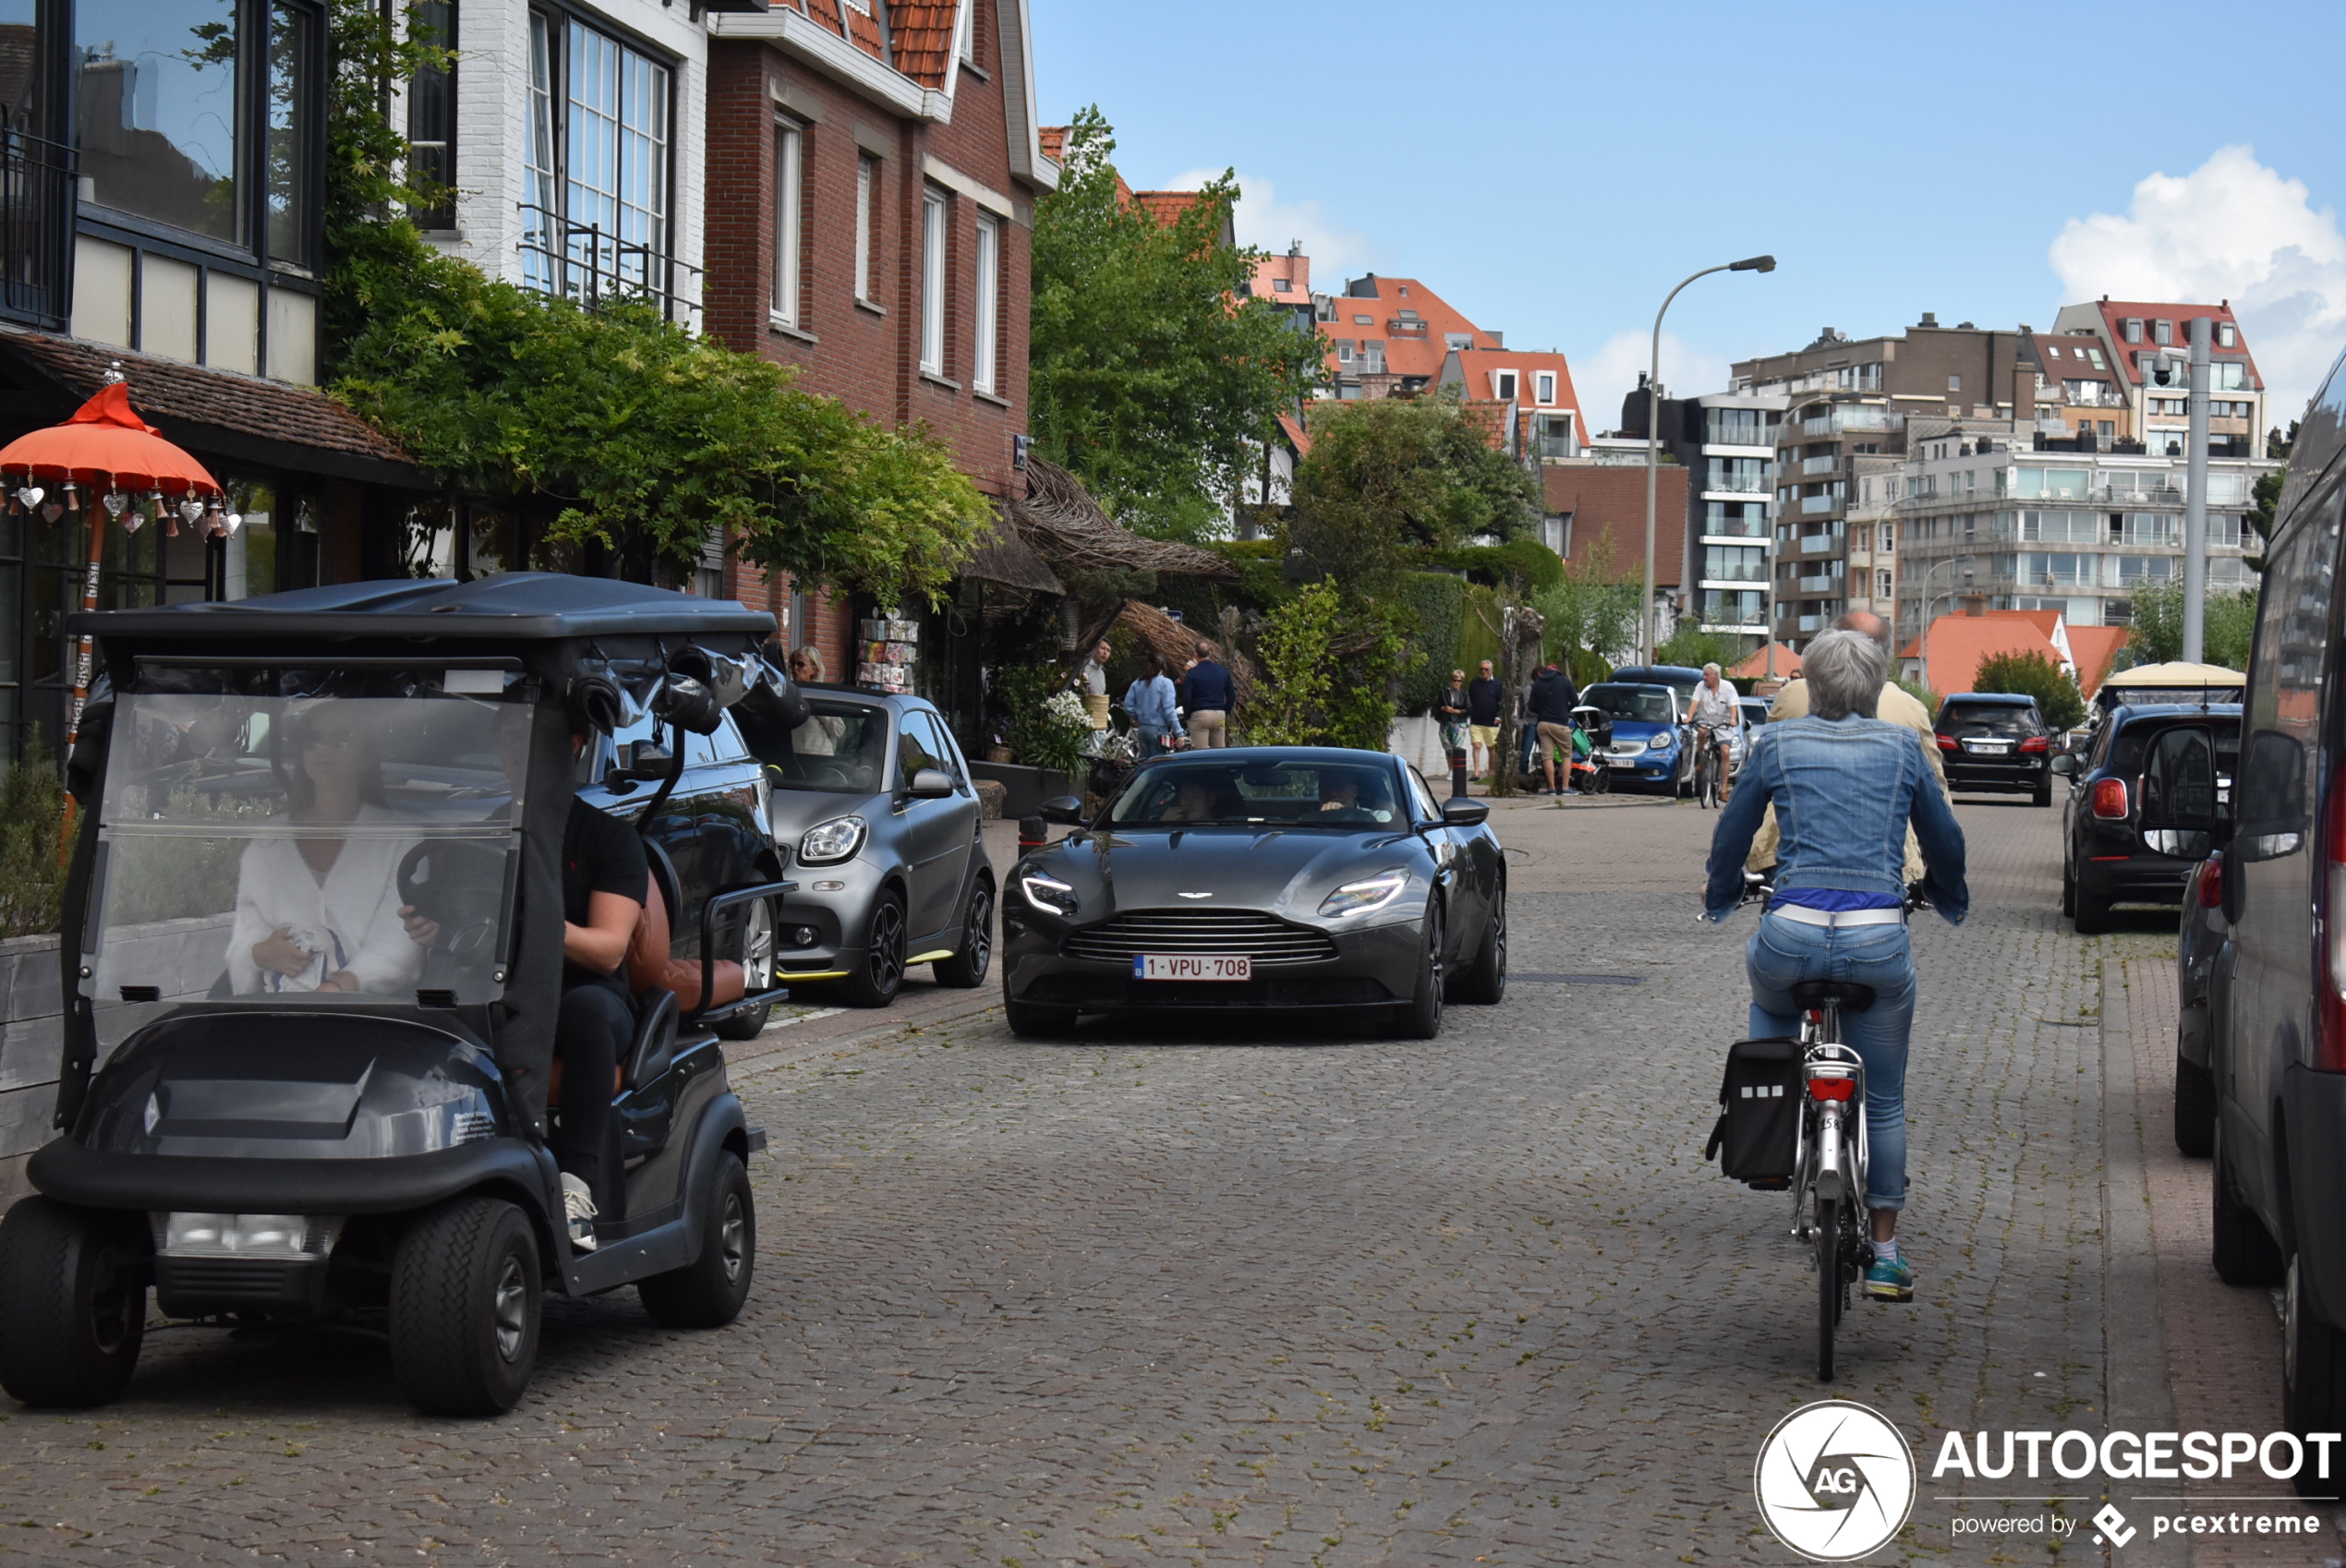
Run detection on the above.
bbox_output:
[1800,407,1899,437]
[519,203,702,322]
[1799,493,1841,514]
[1703,469,1772,494]
[1800,454,1838,476]
[1700,519,1769,539]
[0,130,73,331]
[1798,533,1836,552]
[1796,573,1841,594]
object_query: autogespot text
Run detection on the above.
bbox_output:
[1933,1429,2341,1482]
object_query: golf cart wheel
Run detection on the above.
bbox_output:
[931,875,995,989]
[389,1196,541,1417]
[640,1154,756,1329]
[840,890,907,1007]
[0,1198,148,1408]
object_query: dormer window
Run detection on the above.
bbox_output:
[2219,320,2237,348]
[2153,319,2173,345]
[1494,370,1518,401]
[1536,370,1555,405]
[2123,318,2144,344]
[1271,277,1291,293]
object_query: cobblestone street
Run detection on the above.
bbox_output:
[0,794,2322,1564]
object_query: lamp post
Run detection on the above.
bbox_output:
[1916,553,1977,690]
[1641,255,1777,666]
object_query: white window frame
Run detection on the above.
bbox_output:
[1535,370,1554,405]
[853,153,877,303]
[920,187,948,376]
[972,211,1000,394]
[1494,369,1518,401]
[771,119,804,327]
[957,0,974,62]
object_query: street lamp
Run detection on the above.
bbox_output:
[1916,553,1977,688]
[1642,254,1776,666]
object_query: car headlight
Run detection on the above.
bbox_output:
[1319,870,1407,918]
[798,814,867,865]
[1019,873,1079,918]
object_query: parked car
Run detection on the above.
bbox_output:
[2203,359,2346,1484]
[2052,703,2240,934]
[2174,847,2227,1157]
[1578,681,1687,793]
[1608,664,1706,709]
[1934,692,2055,805]
[1000,748,1505,1039]
[732,684,994,1007]
[1738,694,1772,730]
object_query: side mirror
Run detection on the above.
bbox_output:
[907,767,957,800]
[1039,794,1086,825]
[2050,753,2077,777]
[1441,798,1491,826]
[606,739,673,790]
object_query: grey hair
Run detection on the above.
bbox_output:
[1702,662,1722,677]
[1804,630,1885,720]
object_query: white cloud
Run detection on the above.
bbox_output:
[2050,145,2346,425]
[1578,330,1730,435]
[1164,167,1374,281]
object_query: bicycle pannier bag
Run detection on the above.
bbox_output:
[1705,1037,1800,1184]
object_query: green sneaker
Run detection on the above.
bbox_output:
[1864,1252,1915,1301]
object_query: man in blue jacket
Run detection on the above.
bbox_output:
[1183,640,1235,749]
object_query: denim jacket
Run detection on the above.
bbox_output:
[1702,713,1968,923]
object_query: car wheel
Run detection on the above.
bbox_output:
[0,1198,147,1408]
[639,1154,756,1329]
[389,1196,541,1417]
[1452,882,1506,1006]
[715,895,775,1040]
[840,889,907,1007]
[2060,857,2075,918]
[2033,779,2052,808]
[2211,1116,2284,1286]
[2285,1253,2346,1496]
[2072,884,2110,935]
[2173,1052,2215,1158]
[1394,901,1445,1040]
[931,875,994,989]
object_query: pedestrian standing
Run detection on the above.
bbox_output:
[1437,669,1469,763]
[1082,640,1112,729]
[1125,652,1180,755]
[1466,659,1503,780]
[1526,659,1581,795]
[1183,639,1234,749]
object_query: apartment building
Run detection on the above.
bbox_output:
[0,0,436,759]
[2049,298,2266,457]
[1617,385,1785,645]
[1312,274,1583,461]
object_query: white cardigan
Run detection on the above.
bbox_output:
[225,805,424,996]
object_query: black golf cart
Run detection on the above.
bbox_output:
[0,574,801,1416]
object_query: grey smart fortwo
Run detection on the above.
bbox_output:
[732,682,995,1006]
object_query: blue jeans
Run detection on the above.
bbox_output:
[1746,911,1917,1212]
[1137,723,1178,754]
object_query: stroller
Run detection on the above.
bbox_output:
[1567,703,1614,796]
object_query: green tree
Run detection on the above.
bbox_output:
[2124,580,2256,669]
[2247,467,2281,572]
[1655,624,1741,671]
[1531,538,1640,678]
[1029,109,1325,540]
[323,2,989,600]
[1248,582,1341,746]
[1285,393,1542,589]
[1974,650,2086,730]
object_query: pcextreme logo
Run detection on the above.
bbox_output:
[1754,1400,1918,1562]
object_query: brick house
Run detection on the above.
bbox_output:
[700,0,1058,725]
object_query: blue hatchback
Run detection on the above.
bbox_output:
[1579,681,1687,793]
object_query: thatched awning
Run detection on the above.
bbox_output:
[1117,599,1257,709]
[1008,457,1240,583]
[960,502,1065,595]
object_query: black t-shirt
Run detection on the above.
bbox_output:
[563,799,648,989]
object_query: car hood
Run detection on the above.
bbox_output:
[1030,825,1425,923]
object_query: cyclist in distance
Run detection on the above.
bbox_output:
[1687,662,1742,803]
[1700,629,1967,1303]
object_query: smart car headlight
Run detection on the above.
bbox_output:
[798,814,867,866]
[1019,873,1079,918]
[1319,870,1407,918]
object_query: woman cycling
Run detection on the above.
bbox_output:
[1700,629,1967,1303]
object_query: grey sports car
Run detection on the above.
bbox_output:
[999,748,1506,1039]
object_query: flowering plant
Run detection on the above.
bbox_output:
[996,666,1093,775]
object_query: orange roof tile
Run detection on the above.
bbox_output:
[1727,643,1802,680]
[2090,299,2263,390]
[2065,625,2127,698]
[1132,190,1204,228]
[888,1,957,88]
[1276,412,1311,456]
[1911,615,2063,697]
[1038,125,1067,163]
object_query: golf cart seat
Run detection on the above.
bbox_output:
[547,856,746,1106]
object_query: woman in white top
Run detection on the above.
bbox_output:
[225,706,423,996]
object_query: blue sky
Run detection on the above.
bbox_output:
[1028,0,2346,431]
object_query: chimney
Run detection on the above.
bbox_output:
[1919,312,1940,329]
[2013,362,2036,427]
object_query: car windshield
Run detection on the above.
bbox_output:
[1107,759,1402,828]
[1583,684,1676,723]
[1941,702,2038,738]
[2110,716,2243,780]
[90,694,528,1043]
[737,699,889,793]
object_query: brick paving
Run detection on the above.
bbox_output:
[0,792,2287,1564]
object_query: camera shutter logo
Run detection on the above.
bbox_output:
[1754,1400,1917,1561]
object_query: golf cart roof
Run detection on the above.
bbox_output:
[71,573,774,643]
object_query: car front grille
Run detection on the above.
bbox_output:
[1061,909,1338,968]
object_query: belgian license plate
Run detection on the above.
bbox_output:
[1134,954,1252,981]
[1967,740,2011,754]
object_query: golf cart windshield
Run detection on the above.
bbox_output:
[1107,758,1401,828]
[89,694,531,1039]
[1583,684,1676,723]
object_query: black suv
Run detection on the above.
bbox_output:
[1933,693,2053,805]
[2051,703,2240,934]
[2204,352,2346,1490]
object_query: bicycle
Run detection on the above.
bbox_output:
[1693,726,1722,809]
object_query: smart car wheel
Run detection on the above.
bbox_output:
[715,896,776,1040]
[640,1155,756,1329]
[932,875,994,989]
[389,1196,541,1417]
[841,889,907,1007]
[0,1198,147,1408]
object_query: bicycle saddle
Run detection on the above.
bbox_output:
[1791,980,1876,1011]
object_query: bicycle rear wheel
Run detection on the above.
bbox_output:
[1816,1195,1839,1381]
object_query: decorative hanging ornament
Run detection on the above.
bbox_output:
[100,489,125,517]
[222,510,244,538]
[17,485,42,511]
[176,498,204,525]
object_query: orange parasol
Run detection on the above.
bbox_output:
[0,371,226,756]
